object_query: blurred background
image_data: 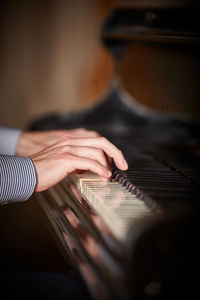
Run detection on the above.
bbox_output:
[0,0,117,129]
[1,0,199,130]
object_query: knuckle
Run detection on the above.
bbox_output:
[58,139,67,146]
[98,149,105,159]
[118,149,122,155]
[91,130,100,137]
[90,159,97,167]
[56,130,67,138]
[96,148,103,155]
[62,145,71,152]
[90,160,99,169]
[99,136,107,143]
[65,137,72,144]
[96,150,103,159]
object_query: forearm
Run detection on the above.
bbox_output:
[0,155,37,204]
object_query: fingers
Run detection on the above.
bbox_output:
[62,145,109,168]
[21,129,127,173]
[32,150,111,193]
[30,128,128,193]
[31,134,127,193]
[67,154,112,178]
[58,137,128,171]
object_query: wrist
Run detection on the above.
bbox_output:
[16,132,31,156]
[16,132,43,156]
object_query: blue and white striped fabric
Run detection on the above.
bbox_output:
[0,155,37,205]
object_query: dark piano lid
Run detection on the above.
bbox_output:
[101,1,200,55]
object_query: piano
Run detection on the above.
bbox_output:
[30,1,200,299]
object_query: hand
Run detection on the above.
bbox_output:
[16,128,100,156]
[30,136,128,192]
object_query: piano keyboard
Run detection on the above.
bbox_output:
[34,137,200,300]
[67,147,200,241]
[68,172,154,240]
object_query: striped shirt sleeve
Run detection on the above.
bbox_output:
[0,155,37,205]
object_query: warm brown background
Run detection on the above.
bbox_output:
[0,0,115,130]
[1,0,199,130]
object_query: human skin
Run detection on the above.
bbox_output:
[16,128,128,192]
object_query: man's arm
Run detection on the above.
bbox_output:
[0,127,128,205]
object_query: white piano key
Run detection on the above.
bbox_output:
[67,172,152,240]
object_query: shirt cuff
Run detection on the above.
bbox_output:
[0,155,37,204]
[0,127,22,155]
